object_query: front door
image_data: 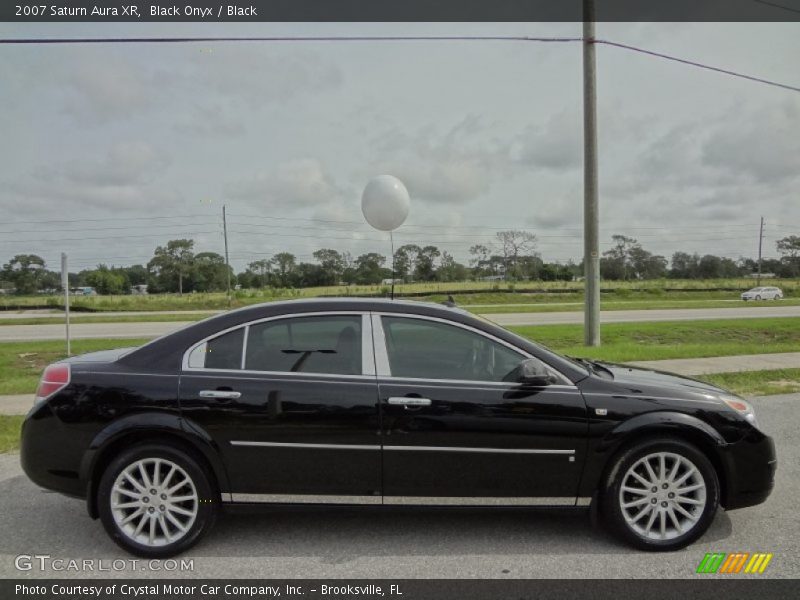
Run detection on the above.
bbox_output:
[179,312,382,503]
[374,314,587,505]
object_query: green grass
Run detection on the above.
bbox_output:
[0,338,150,396]
[509,317,800,363]
[0,313,215,326]
[470,298,800,314]
[0,415,24,453]
[699,369,800,397]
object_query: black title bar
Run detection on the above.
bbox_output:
[2,0,800,22]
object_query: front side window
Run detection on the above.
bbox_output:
[381,316,527,382]
[245,315,362,375]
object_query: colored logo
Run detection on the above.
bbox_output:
[696,552,773,574]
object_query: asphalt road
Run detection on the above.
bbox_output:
[485,305,800,326]
[0,394,796,579]
[1,305,799,341]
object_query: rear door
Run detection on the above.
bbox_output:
[374,313,588,506]
[178,312,382,503]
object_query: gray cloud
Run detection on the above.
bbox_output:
[702,101,800,183]
[228,158,342,209]
[512,110,582,171]
[367,115,511,205]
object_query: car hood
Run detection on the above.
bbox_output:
[595,361,728,397]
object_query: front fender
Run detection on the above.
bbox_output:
[577,410,729,499]
[600,411,727,452]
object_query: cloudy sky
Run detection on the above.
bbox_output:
[1,21,798,273]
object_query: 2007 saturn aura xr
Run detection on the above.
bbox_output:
[20,299,776,556]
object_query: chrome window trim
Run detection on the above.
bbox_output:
[181,310,371,376]
[361,313,376,376]
[371,311,574,387]
[183,371,377,383]
[376,377,579,391]
[221,493,590,507]
[240,325,250,370]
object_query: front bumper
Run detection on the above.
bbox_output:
[720,428,776,510]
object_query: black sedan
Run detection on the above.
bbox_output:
[20,299,776,556]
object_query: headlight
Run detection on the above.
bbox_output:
[721,395,758,427]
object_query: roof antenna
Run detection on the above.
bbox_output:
[390,230,395,301]
[443,294,456,308]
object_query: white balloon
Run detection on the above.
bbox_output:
[361,175,410,231]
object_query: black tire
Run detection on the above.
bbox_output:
[97,443,218,558]
[600,437,719,551]
[755,295,762,301]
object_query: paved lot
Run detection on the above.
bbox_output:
[629,352,800,376]
[1,305,799,341]
[0,394,796,579]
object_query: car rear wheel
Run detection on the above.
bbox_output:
[601,438,719,551]
[97,443,217,557]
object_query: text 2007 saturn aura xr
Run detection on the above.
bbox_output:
[21,299,776,556]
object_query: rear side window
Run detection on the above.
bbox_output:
[245,315,362,375]
[199,327,244,370]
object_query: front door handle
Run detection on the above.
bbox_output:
[387,396,432,407]
[199,390,242,399]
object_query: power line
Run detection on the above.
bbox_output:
[593,39,800,94]
[0,35,584,45]
[751,0,800,16]
[0,34,797,94]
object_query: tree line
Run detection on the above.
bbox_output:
[1,232,799,295]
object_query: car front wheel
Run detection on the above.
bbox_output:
[601,438,719,551]
[97,443,218,557]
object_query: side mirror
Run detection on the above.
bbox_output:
[508,358,558,386]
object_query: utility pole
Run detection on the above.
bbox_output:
[61,252,70,357]
[757,216,764,286]
[583,0,601,347]
[223,204,231,308]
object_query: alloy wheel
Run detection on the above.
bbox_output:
[110,458,199,547]
[618,451,707,541]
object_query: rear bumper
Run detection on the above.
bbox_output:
[20,402,87,499]
[720,429,776,510]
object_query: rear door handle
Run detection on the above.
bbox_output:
[387,397,432,407]
[199,390,242,399]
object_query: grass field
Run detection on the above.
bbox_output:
[509,317,800,363]
[0,313,218,326]
[0,338,150,396]
[0,415,24,453]
[701,369,800,397]
[2,278,798,313]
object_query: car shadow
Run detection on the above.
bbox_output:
[0,474,734,564]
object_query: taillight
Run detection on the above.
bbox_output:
[35,363,70,404]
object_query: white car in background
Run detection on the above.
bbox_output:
[741,286,783,301]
